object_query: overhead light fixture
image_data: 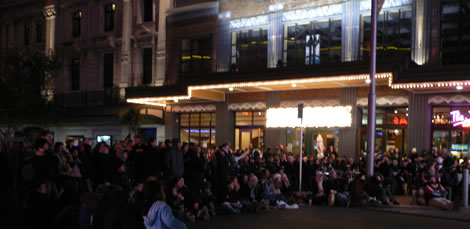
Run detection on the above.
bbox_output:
[173,99,179,103]
[456,85,463,90]
[229,87,234,91]
[365,78,371,84]
[394,110,398,114]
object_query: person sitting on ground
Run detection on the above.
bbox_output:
[424,176,454,210]
[368,173,400,205]
[310,171,328,205]
[221,177,243,214]
[325,169,349,207]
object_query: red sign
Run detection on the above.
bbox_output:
[393,116,408,125]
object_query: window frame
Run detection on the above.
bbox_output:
[72,10,82,38]
[104,3,116,32]
[179,112,216,146]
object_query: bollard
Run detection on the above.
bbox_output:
[464,168,468,208]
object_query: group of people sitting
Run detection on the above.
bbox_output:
[4,132,469,229]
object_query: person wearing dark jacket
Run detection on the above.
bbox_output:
[214,143,233,203]
[168,139,184,178]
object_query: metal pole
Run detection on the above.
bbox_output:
[299,126,303,192]
[464,168,469,208]
[366,0,377,177]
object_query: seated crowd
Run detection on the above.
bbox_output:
[6,132,470,229]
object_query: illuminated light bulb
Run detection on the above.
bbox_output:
[456,85,463,90]
[365,79,371,84]
[229,87,234,91]
[174,99,179,103]
[292,83,297,87]
[394,110,398,114]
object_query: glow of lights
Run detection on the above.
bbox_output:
[127,73,393,106]
[392,81,470,90]
[269,3,284,12]
[360,0,412,11]
[174,99,179,103]
[450,110,470,128]
[229,15,268,29]
[229,87,234,91]
[283,4,342,22]
[218,11,231,20]
[394,110,398,114]
[125,99,166,107]
[266,106,352,128]
[457,85,463,90]
[365,78,371,84]
[292,83,297,87]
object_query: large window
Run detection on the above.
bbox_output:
[432,106,470,157]
[179,113,216,147]
[104,3,116,32]
[235,111,266,151]
[231,28,268,71]
[103,53,114,88]
[24,23,30,46]
[144,0,153,22]
[284,18,342,66]
[441,0,470,65]
[180,34,213,74]
[360,8,412,59]
[143,48,152,84]
[70,58,80,91]
[72,11,82,38]
[36,20,43,43]
[360,107,408,157]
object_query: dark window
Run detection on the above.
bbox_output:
[24,23,30,46]
[180,34,213,74]
[360,8,412,59]
[104,53,114,88]
[441,0,470,65]
[104,3,116,32]
[232,28,268,71]
[179,112,216,146]
[71,58,80,91]
[36,20,43,43]
[72,11,82,38]
[284,18,342,66]
[144,0,153,22]
[143,48,152,84]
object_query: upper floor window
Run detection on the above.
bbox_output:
[284,18,342,66]
[232,28,268,71]
[360,8,412,59]
[180,34,213,75]
[36,20,43,43]
[104,53,114,88]
[144,0,153,22]
[24,23,31,46]
[72,11,82,38]
[143,48,153,84]
[70,58,80,91]
[104,3,116,32]
[441,0,470,65]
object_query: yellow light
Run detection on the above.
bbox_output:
[112,3,116,11]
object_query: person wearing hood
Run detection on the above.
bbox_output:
[142,181,187,229]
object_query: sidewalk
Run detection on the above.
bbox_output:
[360,195,470,222]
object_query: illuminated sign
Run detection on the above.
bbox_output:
[450,110,470,128]
[393,117,408,125]
[266,106,352,128]
[229,15,268,29]
[451,144,469,151]
[283,4,343,22]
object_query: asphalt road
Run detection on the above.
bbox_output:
[188,206,470,229]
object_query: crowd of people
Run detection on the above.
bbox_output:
[1,131,469,229]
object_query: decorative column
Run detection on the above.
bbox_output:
[338,87,358,159]
[155,0,170,86]
[120,0,132,88]
[43,4,56,55]
[216,20,231,72]
[412,0,432,65]
[341,0,360,62]
[215,102,235,146]
[407,93,431,154]
[265,91,283,150]
[267,12,283,68]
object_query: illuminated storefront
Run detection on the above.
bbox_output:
[432,106,470,157]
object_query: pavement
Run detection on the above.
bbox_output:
[189,196,470,229]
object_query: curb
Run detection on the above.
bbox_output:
[357,207,470,222]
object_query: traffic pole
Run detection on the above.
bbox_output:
[366,0,377,177]
[464,168,468,208]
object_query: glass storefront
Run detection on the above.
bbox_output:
[285,128,339,156]
[359,107,408,157]
[432,106,470,157]
[179,112,216,147]
[234,111,266,151]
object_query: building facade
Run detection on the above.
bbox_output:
[127,0,470,159]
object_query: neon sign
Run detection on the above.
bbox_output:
[450,110,470,128]
[393,117,408,125]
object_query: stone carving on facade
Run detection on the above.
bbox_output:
[43,5,56,19]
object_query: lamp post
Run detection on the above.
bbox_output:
[298,104,303,192]
[366,0,378,177]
